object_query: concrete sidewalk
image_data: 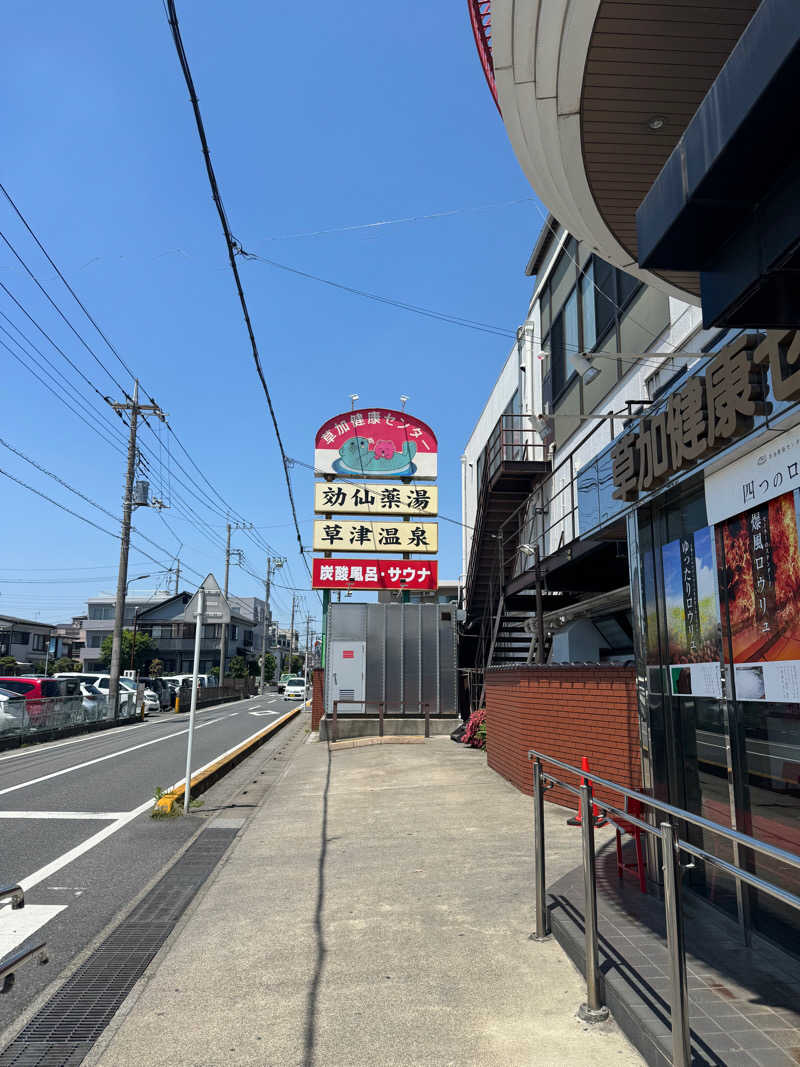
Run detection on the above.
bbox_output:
[88,735,643,1066]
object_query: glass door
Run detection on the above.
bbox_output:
[637,485,740,920]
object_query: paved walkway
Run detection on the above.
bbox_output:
[88,734,643,1066]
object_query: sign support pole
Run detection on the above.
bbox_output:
[184,586,205,815]
[321,589,330,668]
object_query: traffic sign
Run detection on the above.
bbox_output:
[185,573,231,623]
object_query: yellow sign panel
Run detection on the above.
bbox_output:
[314,482,438,516]
[313,520,438,554]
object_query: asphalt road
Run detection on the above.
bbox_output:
[0,690,304,1035]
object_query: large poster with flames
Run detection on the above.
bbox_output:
[717,489,800,703]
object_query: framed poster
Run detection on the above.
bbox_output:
[663,525,723,699]
[717,489,800,703]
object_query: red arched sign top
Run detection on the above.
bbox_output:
[314,408,437,480]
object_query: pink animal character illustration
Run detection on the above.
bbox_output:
[372,439,396,459]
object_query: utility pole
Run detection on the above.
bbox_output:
[217,521,250,684]
[173,559,180,595]
[259,555,284,694]
[304,614,311,692]
[108,381,166,715]
[289,595,297,674]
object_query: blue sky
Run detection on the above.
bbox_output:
[1,1,544,632]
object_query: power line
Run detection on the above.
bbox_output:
[165,0,310,583]
[260,196,535,242]
[0,181,272,553]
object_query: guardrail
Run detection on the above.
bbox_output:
[527,748,800,1067]
[329,700,431,742]
[0,691,137,749]
[0,885,48,994]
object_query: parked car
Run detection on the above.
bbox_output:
[79,682,107,721]
[139,678,171,711]
[0,686,29,734]
[163,674,214,690]
[0,676,82,729]
[277,673,292,694]
[284,677,307,702]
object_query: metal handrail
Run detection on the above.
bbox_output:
[330,700,431,742]
[0,941,48,994]
[526,748,800,1067]
[528,748,800,874]
[0,886,24,910]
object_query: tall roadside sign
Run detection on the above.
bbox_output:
[312,407,438,666]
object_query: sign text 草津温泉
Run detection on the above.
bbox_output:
[311,558,439,590]
[313,482,438,516]
[611,330,800,502]
[312,520,438,554]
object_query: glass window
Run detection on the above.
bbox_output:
[88,604,115,620]
[618,268,640,311]
[549,247,576,318]
[31,633,48,652]
[593,258,616,343]
[581,264,596,351]
[564,287,579,369]
[10,631,30,645]
[540,284,550,337]
[550,312,566,398]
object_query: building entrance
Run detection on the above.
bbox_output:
[634,482,800,953]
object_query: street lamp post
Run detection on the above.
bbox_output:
[124,575,150,680]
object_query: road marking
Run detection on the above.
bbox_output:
[0,811,126,820]
[0,719,150,764]
[0,718,223,799]
[248,710,278,718]
[0,903,67,959]
[17,717,295,895]
[0,700,252,766]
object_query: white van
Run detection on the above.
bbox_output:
[163,674,214,689]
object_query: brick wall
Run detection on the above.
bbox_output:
[311,667,325,730]
[484,665,640,812]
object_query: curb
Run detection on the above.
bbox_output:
[154,702,308,814]
[329,736,428,750]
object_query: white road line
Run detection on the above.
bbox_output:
[0,702,248,767]
[17,716,294,894]
[0,903,68,958]
[0,718,222,799]
[0,719,150,764]
[0,811,126,820]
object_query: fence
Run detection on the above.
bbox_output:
[329,699,431,742]
[177,678,255,711]
[527,748,800,1066]
[0,691,137,749]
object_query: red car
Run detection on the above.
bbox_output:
[0,676,81,730]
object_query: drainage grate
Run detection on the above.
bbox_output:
[0,829,236,1066]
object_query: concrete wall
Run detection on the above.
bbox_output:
[483,665,640,813]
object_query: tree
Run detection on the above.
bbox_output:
[262,652,276,683]
[0,656,17,676]
[210,665,220,680]
[229,655,248,678]
[31,661,52,676]
[100,630,156,673]
[53,657,78,673]
[149,658,164,677]
[290,654,303,674]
